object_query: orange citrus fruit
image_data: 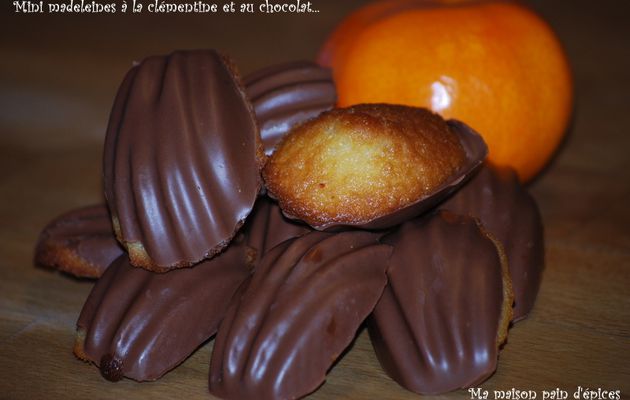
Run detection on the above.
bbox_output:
[319,0,573,182]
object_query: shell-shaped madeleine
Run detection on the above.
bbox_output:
[74,241,251,382]
[35,205,122,278]
[263,104,487,230]
[243,196,312,265]
[209,231,392,400]
[441,163,544,321]
[103,50,264,272]
[368,211,513,395]
[245,61,336,155]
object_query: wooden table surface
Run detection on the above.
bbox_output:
[1,1,629,399]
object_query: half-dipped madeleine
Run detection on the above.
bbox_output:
[103,49,264,271]
[368,211,513,394]
[209,230,392,400]
[263,104,486,230]
[74,240,251,382]
[35,205,122,278]
[441,163,544,321]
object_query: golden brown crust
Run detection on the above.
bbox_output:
[477,220,515,346]
[73,328,88,362]
[116,218,251,274]
[111,215,157,272]
[34,205,123,278]
[36,242,100,278]
[263,104,466,228]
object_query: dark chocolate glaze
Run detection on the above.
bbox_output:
[74,240,251,382]
[34,205,122,278]
[209,231,392,400]
[281,118,487,231]
[243,196,312,265]
[441,163,544,321]
[368,211,511,395]
[103,49,263,271]
[245,61,336,155]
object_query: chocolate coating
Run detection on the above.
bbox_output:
[245,61,336,155]
[74,241,251,382]
[368,211,512,395]
[34,205,122,278]
[243,196,312,264]
[441,163,544,321]
[103,49,264,271]
[209,231,392,400]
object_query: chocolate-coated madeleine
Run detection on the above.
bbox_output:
[35,205,122,278]
[245,60,336,155]
[441,163,544,321]
[103,49,264,271]
[74,241,251,382]
[263,104,487,230]
[368,211,513,395]
[243,196,312,265]
[209,231,392,400]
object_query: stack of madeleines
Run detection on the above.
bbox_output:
[35,49,543,399]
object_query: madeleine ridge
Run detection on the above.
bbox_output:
[245,60,337,156]
[263,104,479,230]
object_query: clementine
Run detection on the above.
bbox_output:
[319,0,573,182]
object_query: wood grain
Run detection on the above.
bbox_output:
[1,0,629,399]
